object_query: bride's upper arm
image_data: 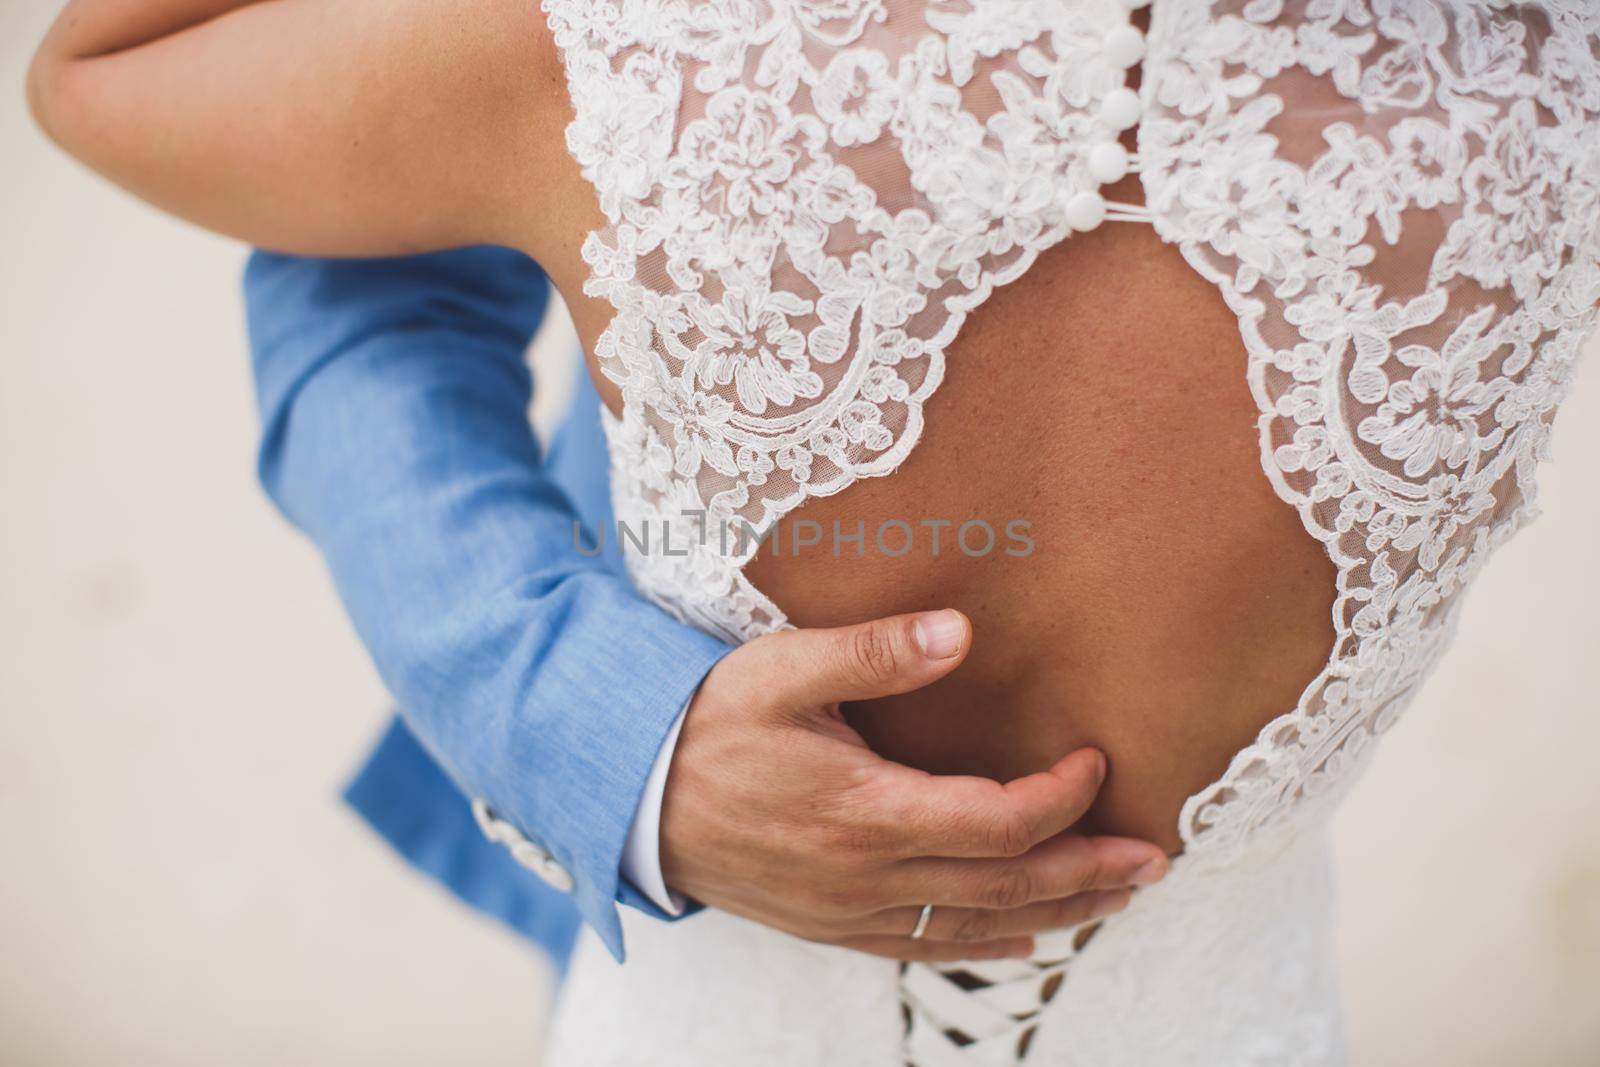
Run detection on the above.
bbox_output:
[27,0,567,257]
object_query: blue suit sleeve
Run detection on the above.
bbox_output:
[242,246,731,959]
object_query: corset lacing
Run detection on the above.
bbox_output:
[901,931,1088,1067]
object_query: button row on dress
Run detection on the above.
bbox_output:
[1066,11,1147,233]
[1067,109,1138,231]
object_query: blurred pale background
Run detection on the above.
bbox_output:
[3,4,1597,1064]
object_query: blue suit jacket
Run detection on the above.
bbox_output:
[243,247,732,972]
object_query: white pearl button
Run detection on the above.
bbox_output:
[1088,142,1130,184]
[1065,191,1107,232]
[1099,87,1143,131]
[1103,25,1146,69]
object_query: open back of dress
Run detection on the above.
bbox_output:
[537,0,1600,1063]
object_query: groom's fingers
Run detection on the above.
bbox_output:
[663,607,1174,965]
[831,933,1038,965]
[748,609,973,707]
[858,887,1133,943]
[883,833,1168,911]
[867,747,1108,860]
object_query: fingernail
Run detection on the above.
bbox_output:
[913,610,965,659]
[1130,858,1167,885]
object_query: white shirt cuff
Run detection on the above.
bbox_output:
[620,697,691,916]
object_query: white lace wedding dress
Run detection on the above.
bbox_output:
[535,0,1600,1063]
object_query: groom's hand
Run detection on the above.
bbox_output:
[659,610,1169,963]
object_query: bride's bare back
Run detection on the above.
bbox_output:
[552,113,1335,856]
[742,211,1335,854]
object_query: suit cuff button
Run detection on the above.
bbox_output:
[471,798,575,892]
[511,841,575,892]
[471,797,507,842]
